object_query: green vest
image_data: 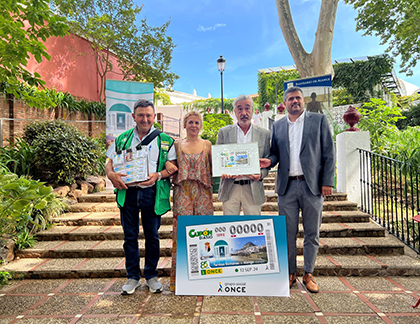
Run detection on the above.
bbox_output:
[113,128,174,216]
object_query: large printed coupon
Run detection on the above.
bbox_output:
[186,219,280,280]
[211,142,260,177]
[112,148,148,184]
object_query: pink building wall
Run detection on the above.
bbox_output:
[26,33,124,102]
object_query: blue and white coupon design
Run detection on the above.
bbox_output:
[186,219,280,280]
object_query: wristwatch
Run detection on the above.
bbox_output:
[157,172,162,181]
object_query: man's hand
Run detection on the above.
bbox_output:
[165,161,178,175]
[322,186,333,198]
[260,158,271,168]
[246,174,261,182]
[221,174,242,179]
[221,174,260,181]
[138,172,159,187]
[107,171,128,190]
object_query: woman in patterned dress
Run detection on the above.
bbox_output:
[170,111,214,292]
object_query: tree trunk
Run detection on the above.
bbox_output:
[276,0,339,78]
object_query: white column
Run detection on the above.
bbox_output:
[336,131,370,206]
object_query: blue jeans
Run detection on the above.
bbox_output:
[120,187,161,280]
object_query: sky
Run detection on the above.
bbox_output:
[135,0,420,100]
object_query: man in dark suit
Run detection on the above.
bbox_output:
[217,94,270,215]
[260,86,335,293]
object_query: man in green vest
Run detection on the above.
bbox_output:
[105,99,176,295]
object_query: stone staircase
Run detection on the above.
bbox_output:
[3,172,420,279]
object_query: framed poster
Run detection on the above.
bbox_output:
[211,142,260,177]
[175,215,289,297]
[284,74,332,117]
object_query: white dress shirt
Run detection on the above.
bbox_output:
[236,123,253,180]
[287,112,305,176]
[236,123,253,143]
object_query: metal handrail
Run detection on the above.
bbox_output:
[358,148,420,252]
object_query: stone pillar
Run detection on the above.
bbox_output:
[336,131,370,206]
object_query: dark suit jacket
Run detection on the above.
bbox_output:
[216,124,271,205]
[268,112,335,196]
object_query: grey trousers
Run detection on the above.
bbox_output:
[277,179,323,274]
[223,183,261,215]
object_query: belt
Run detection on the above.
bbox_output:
[289,175,305,181]
[127,185,145,189]
[233,179,251,185]
[127,185,152,189]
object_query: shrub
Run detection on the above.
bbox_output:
[381,126,420,167]
[396,102,420,130]
[23,120,104,184]
[0,272,11,286]
[357,99,405,153]
[91,132,106,176]
[0,137,36,177]
[201,113,233,144]
[0,170,65,245]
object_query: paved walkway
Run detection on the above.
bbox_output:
[1,276,420,323]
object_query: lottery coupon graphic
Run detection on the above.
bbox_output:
[176,215,289,297]
[186,219,279,280]
[211,143,260,177]
[111,148,148,184]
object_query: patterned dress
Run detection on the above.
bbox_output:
[170,141,214,291]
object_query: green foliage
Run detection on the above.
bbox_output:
[52,91,106,118]
[0,82,106,117]
[91,132,106,176]
[258,74,269,109]
[332,88,353,106]
[23,120,104,184]
[257,70,301,108]
[0,0,68,109]
[0,137,36,176]
[52,0,178,102]
[0,172,59,238]
[344,0,420,76]
[396,102,420,130]
[201,113,233,144]
[14,227,36,250]
[153,122,162,130]
[333,55,394,103]
[0,167,65,259]
[357,98,405,152]
[0,271,12,286]
[154,88,172,106]
[259,56,394,107]
[381,126,420,167]
[183,98,234,114]
[331,122,347,141]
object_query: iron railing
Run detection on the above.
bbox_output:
[359,149,420,252]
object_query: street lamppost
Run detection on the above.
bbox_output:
[217,55,226,113]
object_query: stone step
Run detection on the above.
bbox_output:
[36,225,174,241]
[213,201,358,212]
[263,192,347,202]
[77,191,347,203]
[16,239,173,259]
[16,235,401,260]
[54,211,174,226]
[53,210,370,227]
[37,221,384,242]
[4,253,420,280]
[67,200,358,214]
